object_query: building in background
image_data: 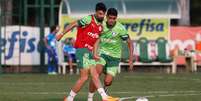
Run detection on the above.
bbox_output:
[2,0,201,27]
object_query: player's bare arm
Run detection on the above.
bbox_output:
[93,39,101,61]
[127,37,134,71]
[56,21,78,41]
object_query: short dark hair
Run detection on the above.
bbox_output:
[107,8,118,16]
[50,25,57,33]
[95,2,107,12]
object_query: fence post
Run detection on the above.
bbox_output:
[40,0,45,67]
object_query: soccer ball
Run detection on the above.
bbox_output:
[136,97,149,101]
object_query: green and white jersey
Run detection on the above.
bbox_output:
[99,21,129,58]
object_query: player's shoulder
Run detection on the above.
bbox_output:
[79,15,92,24]
[81,15,92,20]
[81,15,92,21]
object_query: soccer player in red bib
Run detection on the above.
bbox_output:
[56,2,118,101]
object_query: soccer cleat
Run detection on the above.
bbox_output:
[102,96,120,101]
[63,96,68,101]
[109,96,120,101]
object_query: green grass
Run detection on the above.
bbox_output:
[0,72,201,101]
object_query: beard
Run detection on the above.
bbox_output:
[97,18,104,23]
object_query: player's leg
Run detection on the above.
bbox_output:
[88,64,103,90]
[64,48,91,101]
[71,69,89,92]
[86,51,113,101]
[88,55,106,101]
[89,64,119,101]
[89,68,119,101]
[89,54,119,93]
[103,55,120,93]
[103,67,119,93]
[89,56,106,92]
[88,64,104,101]
[88,55,119,101]
[104,73,114,93]
[65,68,89,101]
[65,48,117,101]
[89,65,109,100]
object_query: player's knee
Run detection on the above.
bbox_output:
[104,74,113,86]
[104,79,112,86]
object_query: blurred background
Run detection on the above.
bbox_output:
[0,0,201,74]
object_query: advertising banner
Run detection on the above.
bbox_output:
[119,18,169,40]
[0,26,50,65]
[170,26,201,65]
[59,15,170,40]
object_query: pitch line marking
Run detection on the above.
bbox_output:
[119,93,201,101]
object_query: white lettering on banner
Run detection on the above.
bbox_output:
[0,26,50,65]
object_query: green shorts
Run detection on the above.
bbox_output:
[75,48,96,69]
[96,54,120,77]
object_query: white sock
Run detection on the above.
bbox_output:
[88,92,94,101]
[97,88,108,100]
[70,69,73,74]
[67,90,77,101]
[70,69,73,72]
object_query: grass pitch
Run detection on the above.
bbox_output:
[0,72,201,101]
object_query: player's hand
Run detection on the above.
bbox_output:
[56,34,64,41]
[93,55,100,61]
[128,57,134,72]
